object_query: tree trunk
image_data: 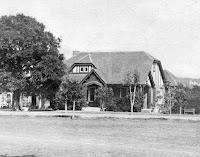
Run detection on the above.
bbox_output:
[101,99,105,112]
[132,85,137,113]
[72,100,75,119]
[169,100,172,118]
[169,89,171,118]
[49,96,54,109]
[130,85,133,114]
[12,89,21,111]
[65,100,67,111]
[180,105,182,116]
[31,94,36,109]
[41,98,45,109]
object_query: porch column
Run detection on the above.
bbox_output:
[143,94,147,109]
[143,85,149,109]
[85,86,87,105]
[147,88,151,108]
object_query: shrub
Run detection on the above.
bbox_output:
[95,87,114,110]
[134,91,145,112]
[54,79,86,110]
[106,91,144,112]
[116,96,131,112]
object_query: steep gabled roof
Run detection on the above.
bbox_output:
[80,69,107,85]
[164,70,177,86]
[65,51,164,84]
[75,54,93,64]
[67,73,87,83]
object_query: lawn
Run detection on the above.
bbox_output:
[0,116,199,157]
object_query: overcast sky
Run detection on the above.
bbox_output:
[1,0,200,78]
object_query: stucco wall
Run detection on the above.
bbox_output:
[151,63,164,87]
[151,63,165,104]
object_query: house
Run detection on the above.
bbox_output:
[0,92,12,108]
[0,93,50,110]
[65,51,166,111]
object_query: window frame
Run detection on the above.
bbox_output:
[80,67,84,72]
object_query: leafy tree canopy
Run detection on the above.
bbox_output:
[123,69,140,85]
[174,83,188,106]
[55,79,86,110]
[0,14,65,100]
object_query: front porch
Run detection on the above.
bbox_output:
[110,84,156,110]
[83,83,158,112]
[86,83,100,107]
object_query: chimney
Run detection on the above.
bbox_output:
[73,51,81,56]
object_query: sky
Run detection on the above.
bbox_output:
[1,0,200,78]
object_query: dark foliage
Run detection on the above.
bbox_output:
[106,91,144,112]
[0,13,65,109]
[168,84,200,114]
[134,91,145,112]
[105,96,130,112]
[54,79,86,110]
[95,87,114,110]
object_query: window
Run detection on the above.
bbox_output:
[80,66,88,73]
[80,67,84,72]
[6,94,11,104]
[72,65,92,73]
[121,88,127,97]
[153,64,156,72]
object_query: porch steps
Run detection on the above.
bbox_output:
[82,107,101,112]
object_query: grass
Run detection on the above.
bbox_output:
[0,116,199,157]
[0,155,36,157]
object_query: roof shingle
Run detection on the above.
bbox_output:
[65,51,162,84]
[164,70,177,86]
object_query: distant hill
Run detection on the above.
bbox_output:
[164,70,200,87]
[175,77,200,87]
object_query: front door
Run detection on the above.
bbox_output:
[87,85,99,107]
[88,87,95,102]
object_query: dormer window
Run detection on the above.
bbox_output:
[72,64,94,73]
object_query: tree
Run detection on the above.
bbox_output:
[174,83,188,116]
[162,81,176,115]
[183,85,200,114]
[0,14,65,110]
[95,87,113,111]
[55,79,86,116]
[134,90,145,112]
[123,69,140,114]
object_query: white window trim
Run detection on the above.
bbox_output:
[72,65,93,73]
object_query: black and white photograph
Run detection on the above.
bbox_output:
[0,0,200,156]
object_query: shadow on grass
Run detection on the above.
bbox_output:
[0,155,37,157]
